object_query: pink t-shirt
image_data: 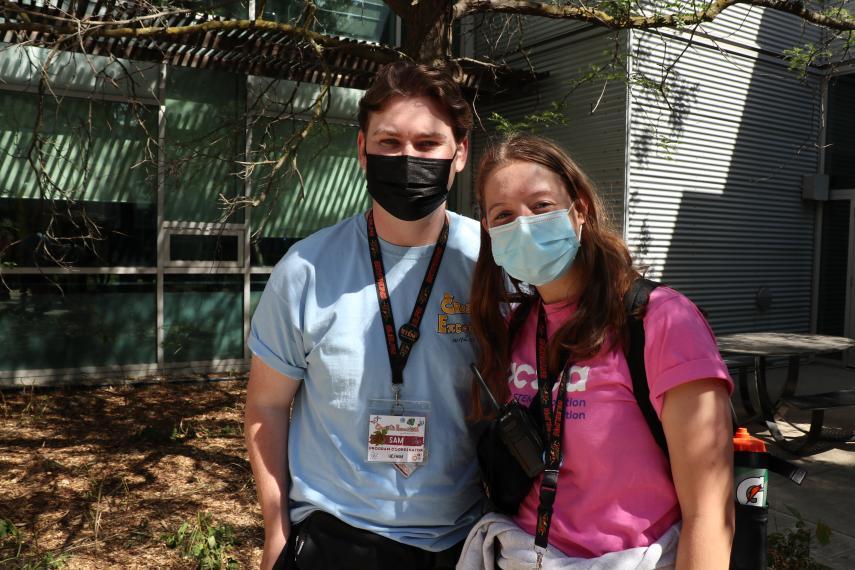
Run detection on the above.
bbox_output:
[508,286,733,558]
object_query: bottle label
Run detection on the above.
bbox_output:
[735,467,768,507]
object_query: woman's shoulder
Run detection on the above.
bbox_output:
[644,285,709,329]
[647,285,698,312]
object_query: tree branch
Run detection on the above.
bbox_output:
[0,16,409,64]
[454,0,855,32]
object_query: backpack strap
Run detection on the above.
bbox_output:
[625,281,808,490]
[626,279,742,457]
[624,278,670,458]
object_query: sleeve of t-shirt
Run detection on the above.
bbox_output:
[247,252,309,381]
[643,288,734,417]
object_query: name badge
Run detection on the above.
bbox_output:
[366,399,430,477]
[367,414,426,463]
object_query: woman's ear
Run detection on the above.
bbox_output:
[572,200,587,227]
[570,201,586,240]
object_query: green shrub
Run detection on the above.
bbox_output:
[767,507,832,570]
[163,512,239,569]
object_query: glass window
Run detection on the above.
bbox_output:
[165,67,246,224]
[827,74,855,190]
[264,0,394,43]
[175,0,249,19]
[169,234,241,263]
[250,274,269,318]
[816,200,850,340]
[0,274,157,371]
[0,91,157,267]
[248,120,367,266]
[162,274,244,363]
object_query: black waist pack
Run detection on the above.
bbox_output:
[274,510,463,570]
[475,396,546,515]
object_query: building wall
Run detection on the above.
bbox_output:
[626,6,825,333]
[466,17,628,231]
[0,44,367,386]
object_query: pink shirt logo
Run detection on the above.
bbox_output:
[509,362,589,393]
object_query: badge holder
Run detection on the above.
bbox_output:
[367,389,431,478]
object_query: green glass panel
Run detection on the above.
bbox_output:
[170,234,240,262]
[0,43,160,99]
[0,91,156,203]
[0,196,156,267]
[249,274,268,318]
[176,0,249,19]
[165,67,246,223]
[162,274,243,362]
[264,0,393,43]
[249,120,368,265]
[0,274,157,371]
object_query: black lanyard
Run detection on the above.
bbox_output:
[367,209,449,386]
[534,302,570,555]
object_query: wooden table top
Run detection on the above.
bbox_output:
[717,332,855,357]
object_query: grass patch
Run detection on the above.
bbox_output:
[163,512,239,569]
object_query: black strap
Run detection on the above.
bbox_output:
[768,455,807,485]
[625,278,809,497]
[367,209,449,386]
[534,302,570,551]
[625,278,670,457]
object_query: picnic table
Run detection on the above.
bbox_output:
[717,332,855,454]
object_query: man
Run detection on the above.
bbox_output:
[245,62,483,570]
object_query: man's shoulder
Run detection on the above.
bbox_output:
[447,211,480,261]
[289,214,363,260]
[267,214,363,294]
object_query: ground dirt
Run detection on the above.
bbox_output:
[0,379,262,569]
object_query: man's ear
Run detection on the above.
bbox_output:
[454,136,469,173]
[481,217,489,232]
[357,130,367,172]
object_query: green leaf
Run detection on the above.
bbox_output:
[785,505,803,519]
[0,518,17,540]
[816,521,833,546]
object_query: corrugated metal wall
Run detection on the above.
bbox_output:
[466,17,628,231]
[626,6,824,333]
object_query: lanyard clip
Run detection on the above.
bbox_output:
[539,468,559,508]
[534,546,546,570]
[391,384,404,415]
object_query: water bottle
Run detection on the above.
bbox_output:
[731,427,769,570]
[733,427,768,507]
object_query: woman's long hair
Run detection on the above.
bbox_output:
[470,134,640,420]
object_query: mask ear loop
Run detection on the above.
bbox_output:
[569,202,583,242]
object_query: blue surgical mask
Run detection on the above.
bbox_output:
[488,209,580,286]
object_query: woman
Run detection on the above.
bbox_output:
[461,134,734,569]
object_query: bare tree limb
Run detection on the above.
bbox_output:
[0,15,410,64]
[454,0,855,32]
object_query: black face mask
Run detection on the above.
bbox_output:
[365,152,455,221]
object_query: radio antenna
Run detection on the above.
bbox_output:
[470,363,501,411]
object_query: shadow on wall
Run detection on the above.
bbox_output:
[637,10,821,334]
[630,61,698,169]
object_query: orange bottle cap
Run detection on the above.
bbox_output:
[732,427,767,452]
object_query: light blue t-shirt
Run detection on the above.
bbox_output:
[248,210,484,551]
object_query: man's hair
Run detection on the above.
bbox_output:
[358,62,472,142]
